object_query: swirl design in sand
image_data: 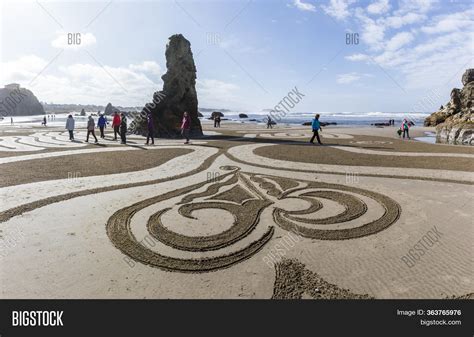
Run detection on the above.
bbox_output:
[107,166,401,272]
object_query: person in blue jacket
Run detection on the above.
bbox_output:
[309,113,323,145]
[98,113,107,139]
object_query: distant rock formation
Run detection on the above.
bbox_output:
[211,111,224,119]
[0,84,45,116]
[104,102,120,115]
[197,111,203,117]
[424,69,473,145]
[239,113,248,118]
[80,108,86,116]
[130,34,202,137]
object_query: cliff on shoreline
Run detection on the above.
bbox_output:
[0,84,45,116]
[424,69,473,145]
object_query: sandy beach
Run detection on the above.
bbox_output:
[2,2,474,335]
[0,120,472,299]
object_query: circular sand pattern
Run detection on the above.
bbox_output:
[249,174,401,240]
[107,167,401,272]
[107,166,275,273]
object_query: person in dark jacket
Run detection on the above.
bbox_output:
[112,111,121,140]
[65,114,75,140]
[120,113,127,144]
[309,114,323,145]
[214,115,221,128]
[145,113,154,145]
[98,114,107,138]
[266,115,273,129]
[86,115,98,143]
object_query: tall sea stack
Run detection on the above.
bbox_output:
[130,34,203,137]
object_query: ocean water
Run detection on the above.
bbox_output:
[1,111,430,128]
[1,113,98,128]
[414,132,437,144]
[202,111,429,127]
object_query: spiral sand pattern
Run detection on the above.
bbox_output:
[107,167,401,272]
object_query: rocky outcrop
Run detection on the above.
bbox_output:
[462,68,474,86]
[424,69,473,145]
[130,34,202,137]
[80,108,86,116]
[0,84,45,116]
[239,113,248,118]
[211,111,224,119]
[104,103,120,115]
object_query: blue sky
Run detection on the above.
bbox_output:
[0,0,472,113]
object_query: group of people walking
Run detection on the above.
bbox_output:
[64,111,192,145]
[60,110,413,145]
[65,111,127,144]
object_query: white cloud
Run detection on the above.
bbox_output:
[197,79,241,107]
[420,9,473,34]
[345,53,370,61]
[383,13,426,29]
[354,10,386,50]
[322,0,356,20]
[367,0,390,15]
[385,31,414,51]
[129,61,162,76]
[0,55,47,84]
[354,9,425,51]
[336,72,372,84]
[293,0,316,12]
[0,55,162,106]
[51,32,97,50]
[396,0,438,14]
[346,7,473,91]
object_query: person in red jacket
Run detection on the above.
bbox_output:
[181,111,191,144]
[111,111,121,140]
